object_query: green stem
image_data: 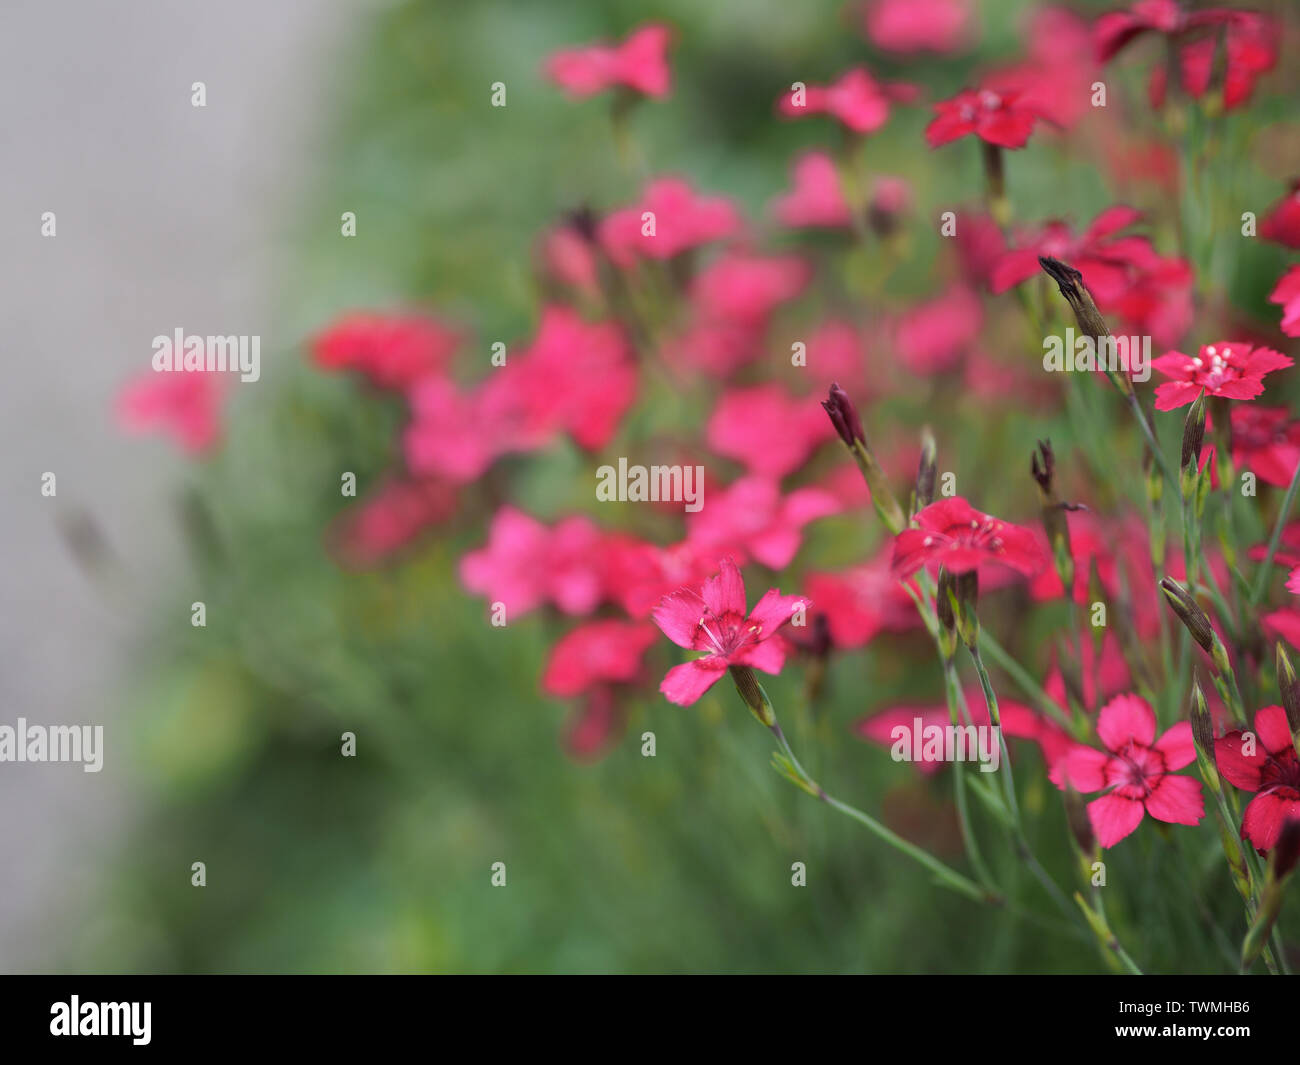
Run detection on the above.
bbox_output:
[1249,457,1300,606]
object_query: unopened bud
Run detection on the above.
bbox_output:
[822,382,865,448]
[1039,256,1132,397]
[1160,577,1225,670]
[1277,643,1300,742]
[915,427,937,511]
[730,666,775,728]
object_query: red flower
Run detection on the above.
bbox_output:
[706,384,834,479]
[544,23,672,99]
[778,67,917,135]
[772,151,851,229]
[1055,693,1203,848]
[1269,265,1300,336]
[804,549,921,649]
[892,497,1046,578]
[1288,568,1300,597]
[542,620,658,697]
[925,82,1052,150]
[1215,705,1300,854]
[1260,183,1300,250]
[602,537,719,618]
[1097,3,1277,111]
[116,369,224,454]
[1230,406,1300,488]
[1028,510,1119,605]
[860,0,973,55]
[1151,341,1292,411]
[598,177,739,267]
[991,205,1145,296]
[651,559,808,705]
[1264,608,1300,652]
[311,312,460,392]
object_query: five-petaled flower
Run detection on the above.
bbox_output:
[891,497,1046,578]
[652,558,808,705]
[926,82,1053,149]
[1054,693,1204,848]
[1214,705,1300,854]
[1151,341,1292,411]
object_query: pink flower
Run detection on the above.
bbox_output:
[1215,705,1300,854]
[116,369,224,454]
[542,620,658,697]
[602,537,720,618]
[1152,341,1292,411]
[892,497,1046,578]
[772,152,851,229]
[804,320,870,397]
[459,507,607,618]
[598,177,740,267]
[325,476,457,570]
[562,687,625,763]
[544,23,672,99]
[894,283,983,374]
[311,312,460,391]
[690,252,810,323]
[926,82,1052,149]
[509,305,637,450]
[687,476,840,570]
[1261,183,1300,250]
[651,558,808,705]
[706,384,834,479]
[1055,693,1203,848]
[1263,608,1300,652]
[1288,568,1300,596]
[1269,265,1300,337]
[861,0,973,54]
[778,67,917,135]
[403,377,505,482]
[1028,510,1118,605]
[664,318,766,379]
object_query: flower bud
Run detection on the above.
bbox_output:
[1038,256,1131,397]
[1180,392,1207,503]
[730,665,775,728]
[1277,642,1300,742]
[914,427,937,512]
[1032,439,1074,597]
[822,382,865,448]
[1160,577,1229,672]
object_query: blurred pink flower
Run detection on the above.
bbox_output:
[1269,264,1300,335]
[599,177,740,266]
[311,312,460,392]
[895,283,983,374]
[773,151,851,228]
[707,384,833,478]
[687,476,840,569]
[460,507,608,618]
[542,619,658,696]
[116,369,224,454]
[892,497,1045,578]
[1261,182,1300,249]
[861,0,973,54]
[926,81,1053,149]
[326,476,458,570]
[778,67,917,135]
[690,252,810,323]
[544,23,673,99]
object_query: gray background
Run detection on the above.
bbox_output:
[0,0,354,970]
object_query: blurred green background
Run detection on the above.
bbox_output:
[69,0,1300,972]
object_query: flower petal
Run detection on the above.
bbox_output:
[659,658,726,706]
[702,557,747,617]
[1153,721,1196,771]
[1096,693,1157,751]
[1087,793,1147,848]
[1144,774,1204,826]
